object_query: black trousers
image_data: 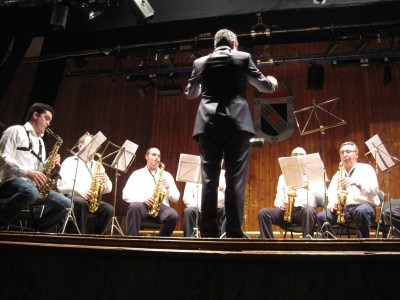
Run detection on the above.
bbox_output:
[199,124,252,238]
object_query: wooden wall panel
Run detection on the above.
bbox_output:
[1,39,400,234]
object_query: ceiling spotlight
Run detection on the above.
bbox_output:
[79,2,103,20]
[313,0,327,4]
[164,54,175,68]
[138,58,147,70]
[251,13,270,38]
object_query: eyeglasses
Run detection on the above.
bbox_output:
[340,150,357,155]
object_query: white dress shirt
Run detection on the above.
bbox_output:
[0,122,46,185]
[122,166,180,205]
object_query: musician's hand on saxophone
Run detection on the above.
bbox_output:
[161,179,170,191]
[144,196,156,208]
[339,177,360,189]
[27,170,47,187]
[53,153,62,168]
[279,202,288,211]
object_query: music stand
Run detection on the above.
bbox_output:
[279,153,327,239]
[102,140,138,236]
[365,134,400,238]
[60,131,107,234]
[294,98,346,239]
[176,154,202,238]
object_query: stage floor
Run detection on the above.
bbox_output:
[2,230,400,299]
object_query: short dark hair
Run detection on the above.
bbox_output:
[25,103,54,122]
[214,29,239,49]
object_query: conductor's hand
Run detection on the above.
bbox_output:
[27,170,47,187]
[267,75,279,90]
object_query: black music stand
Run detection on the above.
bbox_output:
[60,131,107,234]
[279,153,326,239]
[176,154,202,238]
[365,134,400,238]
[294,98,346,239]
[102,140,138,235]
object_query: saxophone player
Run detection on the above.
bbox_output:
[57,134,114,234]
[258,147,324,239]
[0,103,69,232]
[316,141,380,238]
[122,147,180,236]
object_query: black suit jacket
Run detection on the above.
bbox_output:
[185,46,275,140]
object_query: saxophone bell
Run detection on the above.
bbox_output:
[284,188,297,223]
[336,162,348,224]
[148,162,166,218]
[88,153,107,213]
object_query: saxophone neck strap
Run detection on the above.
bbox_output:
[147,167,157,183]
[16,125,43,164]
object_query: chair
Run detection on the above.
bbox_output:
[139,218,161,235]
[280,196,325,239]
[337,190,386,238]
[0,197,45,231]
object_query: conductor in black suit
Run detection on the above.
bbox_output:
[184,29,278,238]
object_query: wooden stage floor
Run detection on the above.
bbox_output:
[1,231,400,299]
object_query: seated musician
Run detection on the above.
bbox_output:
[0,103,69,232]
[258,147,323,239]
[122,147,180,236]
[57,134,114,234]
[316,141,380,238]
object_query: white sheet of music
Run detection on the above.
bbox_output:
[176,154,201,183]
[365,134,397,172]
[111,140,138,172]
[77,131,107,163]
[278,153,327,189]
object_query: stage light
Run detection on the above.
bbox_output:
[164,54,175,68]
[128,0,155,22]
[313,0,326,4]
[79,2,103,20]
[138,58,147,70]
[251,13,270,38]
[49,4,69,30]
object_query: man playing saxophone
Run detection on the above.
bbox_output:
[123,147,180,236]
[57,134,113,234]
[0,103,69,232]
[258,147,324,239]
[316,141,380,238]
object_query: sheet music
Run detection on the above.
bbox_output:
[176,154,201,183]
[278,153,327,189]
[111,140,138,172]
[76,131,107,163]
[365,134,398,172]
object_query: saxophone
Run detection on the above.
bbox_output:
[38,128,63,200]
[148,162,166,218]
[336,161,348,224]
[88,153,107,213]
[284,188,297,223]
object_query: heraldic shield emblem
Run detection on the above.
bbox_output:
[254,94,295,143]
